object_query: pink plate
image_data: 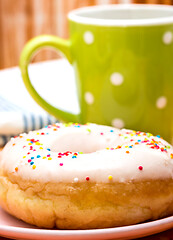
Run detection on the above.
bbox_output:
[0,206,173,240]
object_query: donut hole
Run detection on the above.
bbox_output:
[49,132,116,154]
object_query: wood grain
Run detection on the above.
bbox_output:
[0,0,98,69]
[0,0,172,69]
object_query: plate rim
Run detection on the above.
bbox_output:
[1,211,173,240]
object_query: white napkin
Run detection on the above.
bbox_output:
[0,59,79,147]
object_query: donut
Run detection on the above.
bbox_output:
[0,122,173,229]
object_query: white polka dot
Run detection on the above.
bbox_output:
[112,118,125,129]
[110,72,124,86]
[83,31,94,44]
[163,31,173,45]
[84,92,94,105]
[156,96,167,109]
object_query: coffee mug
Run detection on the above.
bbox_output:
[20,4,173,143]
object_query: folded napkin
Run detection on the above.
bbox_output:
[0,59,79,147]
[0,61,59,147]
[0,95,56,147]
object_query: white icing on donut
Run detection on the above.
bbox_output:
[1,123,173,183]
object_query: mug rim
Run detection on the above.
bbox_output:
[68,4,173,27]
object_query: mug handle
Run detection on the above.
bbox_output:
[19,35,81,123]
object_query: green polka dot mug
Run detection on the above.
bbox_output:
[20,4,173,143]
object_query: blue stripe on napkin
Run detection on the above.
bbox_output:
[31,113,36,131]
[23,113,28,133]
[39,115,44,129]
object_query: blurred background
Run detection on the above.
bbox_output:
[0,0,172,70]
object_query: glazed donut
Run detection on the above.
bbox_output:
[0,123,173,229]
